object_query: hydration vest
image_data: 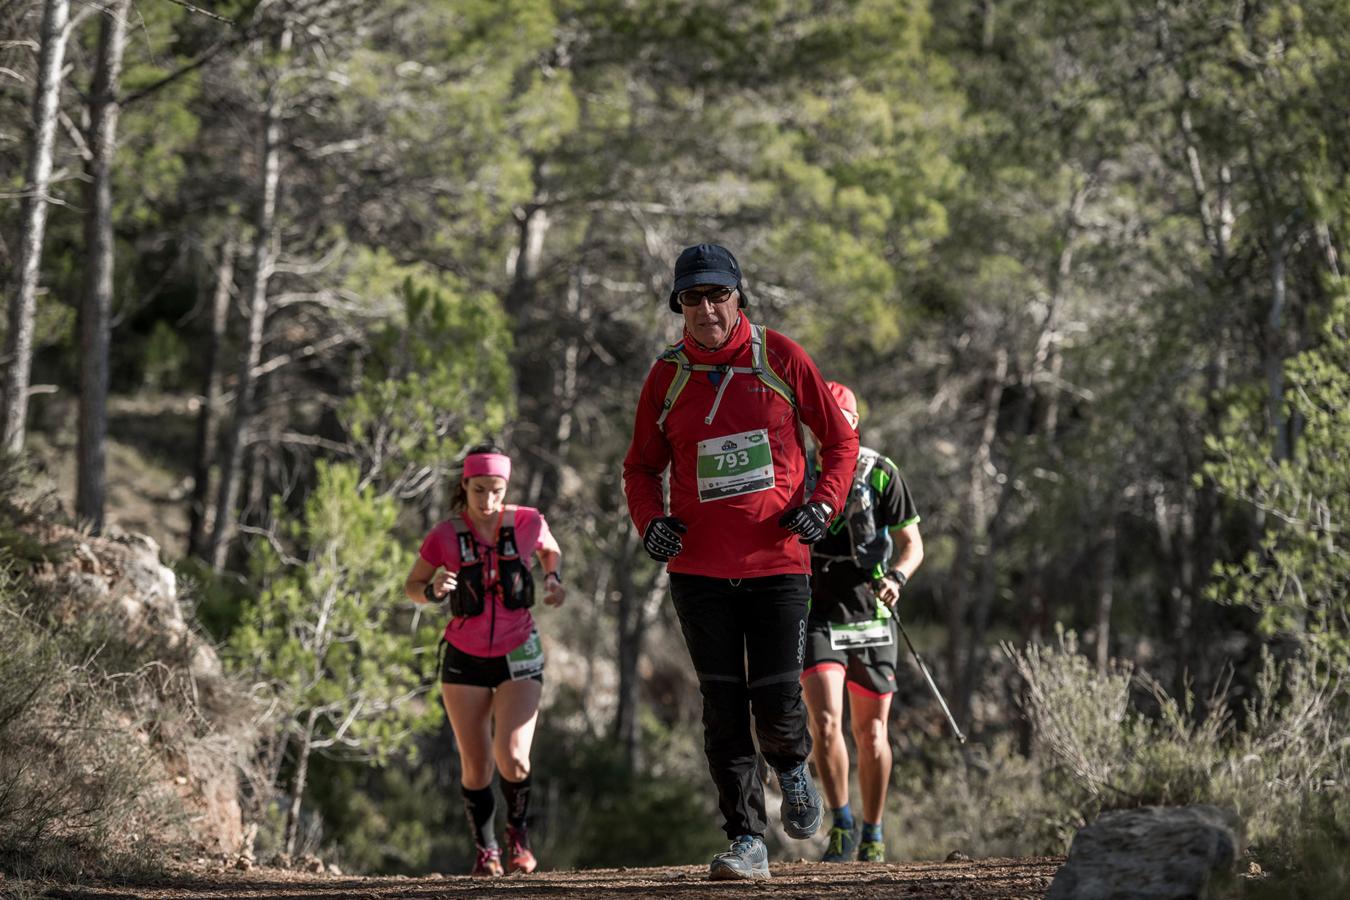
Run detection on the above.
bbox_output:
[813,448,892,577]
[448,509,534,618]
[655,323,797,429]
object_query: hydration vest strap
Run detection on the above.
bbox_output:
[450,508,517,558]
[843,448,888,568]
[746,324,796,409]
[654,325,797,430]
[656,345,694,430]
[850,449,880,506]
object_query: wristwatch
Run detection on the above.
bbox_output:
[884,569,908,590]
[545,571,563,585]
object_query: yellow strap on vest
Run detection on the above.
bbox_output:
[654,324,796,430]
[656,349,694,430]
[748,325,796,409]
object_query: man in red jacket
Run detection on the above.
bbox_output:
[624,243,859,881]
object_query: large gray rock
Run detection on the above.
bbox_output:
[1047,805,1240,900]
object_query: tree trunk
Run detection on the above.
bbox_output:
[1094,517,1117,673]
[503,199,555,507]
[981,0,997,50]
[505,202,549,316]
[284,710,317,858]
[955,347,1008,724]
[76,0,129,533]
[1314,221,1342,282]
[187,235,237,558]
[242,430,270,528]
[2,0,71,454]
[208,38,287,570]
[943,541,968,685]
[613,529,663,773]
[1266,230,1289,461]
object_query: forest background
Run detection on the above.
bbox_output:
[1,0,1347,894]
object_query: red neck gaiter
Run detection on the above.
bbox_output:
[683,312,751,366]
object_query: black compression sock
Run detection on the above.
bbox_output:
[500,774,532,831]
[461,783,498,849]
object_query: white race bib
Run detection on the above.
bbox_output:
[829,619,894,651]
[696,429,775,502]
[506,630,545,680]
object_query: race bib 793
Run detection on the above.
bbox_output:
[696,429,775,502]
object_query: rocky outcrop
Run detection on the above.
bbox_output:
[28,523,251,853]
[1047,805,1240,900]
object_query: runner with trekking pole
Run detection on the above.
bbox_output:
[801,382,925,863]
[404,442,566,877]
[623,243,859,881]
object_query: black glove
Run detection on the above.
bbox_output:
[777,501,833,544]
[643,516,688,562]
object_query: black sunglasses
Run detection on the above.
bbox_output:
[676,286,736,307]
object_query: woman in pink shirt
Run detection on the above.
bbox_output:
[404,442,565,877]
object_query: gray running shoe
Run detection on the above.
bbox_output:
[709,834,770,881]
[776,761,823,839]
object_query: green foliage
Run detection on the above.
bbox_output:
[1207,291,1350,662]
[342,263,515,498]
[227,460,442,770]
[174,556,255,643]
[112,0,201,227]
[141,320,189,391]
[310,761,446,874]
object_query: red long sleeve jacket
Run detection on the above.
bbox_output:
[623,313,859,579]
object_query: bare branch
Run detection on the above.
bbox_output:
[251,331,348,379]
[57,109,92,162]
[158,0,236,25]
[276,431,352,455]
[236,523,303,566]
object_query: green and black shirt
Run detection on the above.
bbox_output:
[808,450,920,624]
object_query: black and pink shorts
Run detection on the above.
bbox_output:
[801,619,898,697]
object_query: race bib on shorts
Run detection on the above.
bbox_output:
[829,619,894,651]
[696,429,774,502]
[507,629,545,680]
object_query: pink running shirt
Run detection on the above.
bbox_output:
[418,505,553,658]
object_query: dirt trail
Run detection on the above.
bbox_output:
[39,857,1062,899]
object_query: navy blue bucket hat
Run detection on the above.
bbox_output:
[668,243,748,312]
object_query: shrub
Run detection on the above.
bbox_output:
[0,572,171,877]
[890,628,1348,879]
[1007,629,1348,852]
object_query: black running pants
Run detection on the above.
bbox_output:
[670,573,813,839]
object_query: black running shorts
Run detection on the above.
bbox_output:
[802,618,898,696]
[438,639,544,689]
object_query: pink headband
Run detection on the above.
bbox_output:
[463,452,511,481]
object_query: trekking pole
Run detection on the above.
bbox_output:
[894,617,967,744]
